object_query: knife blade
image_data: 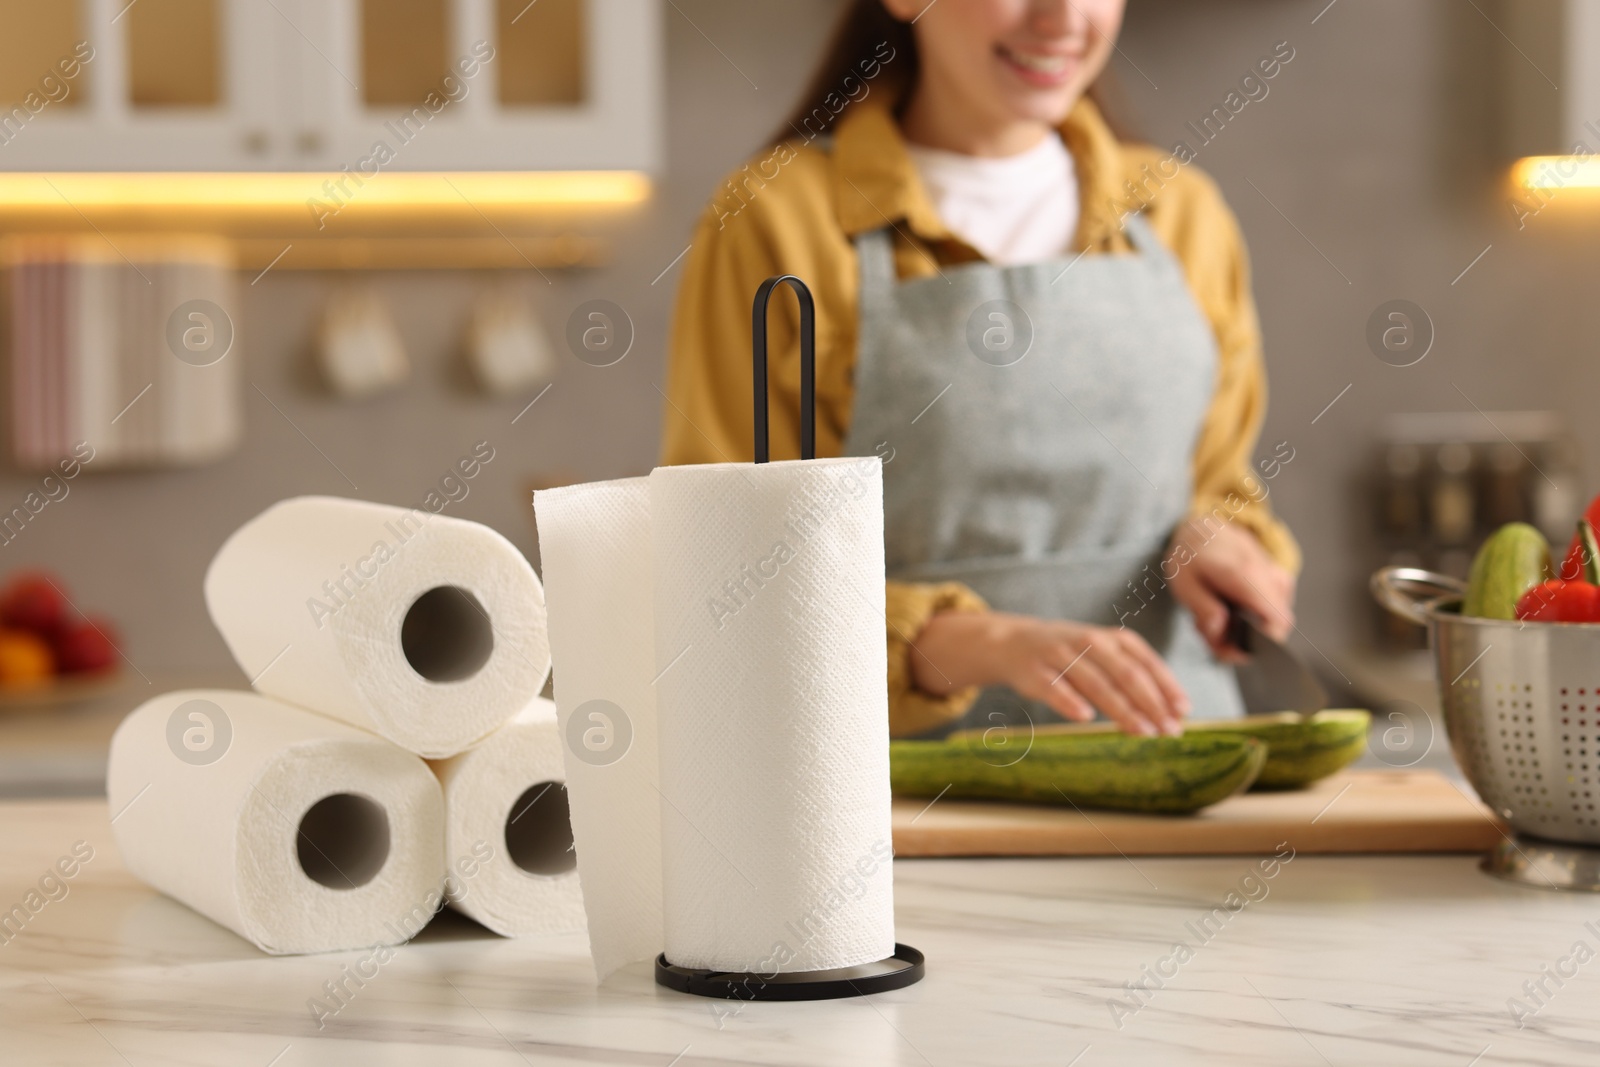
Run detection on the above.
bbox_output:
[1226,605,1327,716]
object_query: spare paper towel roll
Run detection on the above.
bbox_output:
[107,689,447,955]
[533,477,663,977]
[428,696,585,936]
[650,456,895,973]
[204,496,551,758]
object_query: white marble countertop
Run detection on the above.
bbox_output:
[3,798,1599,1066]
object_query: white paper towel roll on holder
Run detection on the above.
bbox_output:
[653,274,925,1001]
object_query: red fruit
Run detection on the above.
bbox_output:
[52,618,118,674]
[1562,496,1600,580]
[1562,537,1593,582]
[1515,579,1600,623]
[0,572,66,634]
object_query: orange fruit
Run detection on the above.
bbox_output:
[0,628,55,688]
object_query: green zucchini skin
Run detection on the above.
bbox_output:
[1464,522,1551,619]
[889,734,1265,815]
[1188,710,1371,790]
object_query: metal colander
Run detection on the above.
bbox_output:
[1374,566,1600,846]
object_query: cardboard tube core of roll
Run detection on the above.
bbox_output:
[505,782,577,876]
[401,586,496,683]
[296,793,391,889]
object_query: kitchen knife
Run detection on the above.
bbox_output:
[1227,607,1328,716]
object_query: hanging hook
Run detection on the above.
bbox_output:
[751,275,816,464]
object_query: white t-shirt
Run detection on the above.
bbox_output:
[906,133,1079,267]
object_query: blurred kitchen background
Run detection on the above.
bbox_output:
[0,0,1595,792]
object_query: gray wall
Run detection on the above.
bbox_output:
[3,0,1594,678]
[1117,0,1599,652]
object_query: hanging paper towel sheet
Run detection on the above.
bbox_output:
[536,456,896,978]
[107,689,447,955]
[205,495,551,759]
[533,477,663,977]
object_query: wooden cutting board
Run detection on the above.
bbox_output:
[891,769,1507,857]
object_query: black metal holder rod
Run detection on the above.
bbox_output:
[751,275,816,464]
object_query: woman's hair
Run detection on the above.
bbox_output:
[771,0,1137,146]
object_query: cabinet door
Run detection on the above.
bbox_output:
[0,0,657,172]
[3,0,287,170]
[296,0,660,173]
[0,0,96,166]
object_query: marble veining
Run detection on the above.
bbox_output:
[3,799,1600,1065]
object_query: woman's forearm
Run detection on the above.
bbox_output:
[909,610,1006,696]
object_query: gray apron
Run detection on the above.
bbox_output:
[841,213,1244,733]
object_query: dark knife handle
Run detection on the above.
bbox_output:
[1223,601,1254,654]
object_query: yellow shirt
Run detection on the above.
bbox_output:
[661,94,1299,738]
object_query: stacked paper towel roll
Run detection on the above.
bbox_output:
[108,495,576,954]
[429,697,584,936]
[536,456,896,978]
[108,690,446,955]
[204,496,551,758]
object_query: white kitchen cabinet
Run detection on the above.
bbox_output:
[0,0,660,173]
[295,0,660,172]
[1500,0,1600,161]
[2,0,282,170]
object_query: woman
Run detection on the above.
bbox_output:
[662,0,1299,739]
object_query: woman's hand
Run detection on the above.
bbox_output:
[910,611,1190,737]
[1166,519,1297,664]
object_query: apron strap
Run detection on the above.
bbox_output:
[854,227,899,300]
[1119,210,1168,259]
[853,228,899,369]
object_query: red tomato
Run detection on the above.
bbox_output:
[1560,539,1587,582]
[1561,496,1600,580]
[1516,580,1600,622]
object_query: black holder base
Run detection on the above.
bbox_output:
[655,943,924,1001]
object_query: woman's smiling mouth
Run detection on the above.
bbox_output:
[995,43,1081,87]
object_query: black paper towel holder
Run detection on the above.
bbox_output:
[653,276,926,1002]
[655,944,925,1001]
[751,273,815,463]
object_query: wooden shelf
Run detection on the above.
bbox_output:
[232,234,609,270]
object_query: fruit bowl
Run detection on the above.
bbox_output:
[0,571,123,702]
[0,671,124,710]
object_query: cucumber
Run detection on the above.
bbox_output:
[1465,522,1552,619]
[949,709,1372,793]
[1182,709,1371,790]
[889,733,1265,815]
